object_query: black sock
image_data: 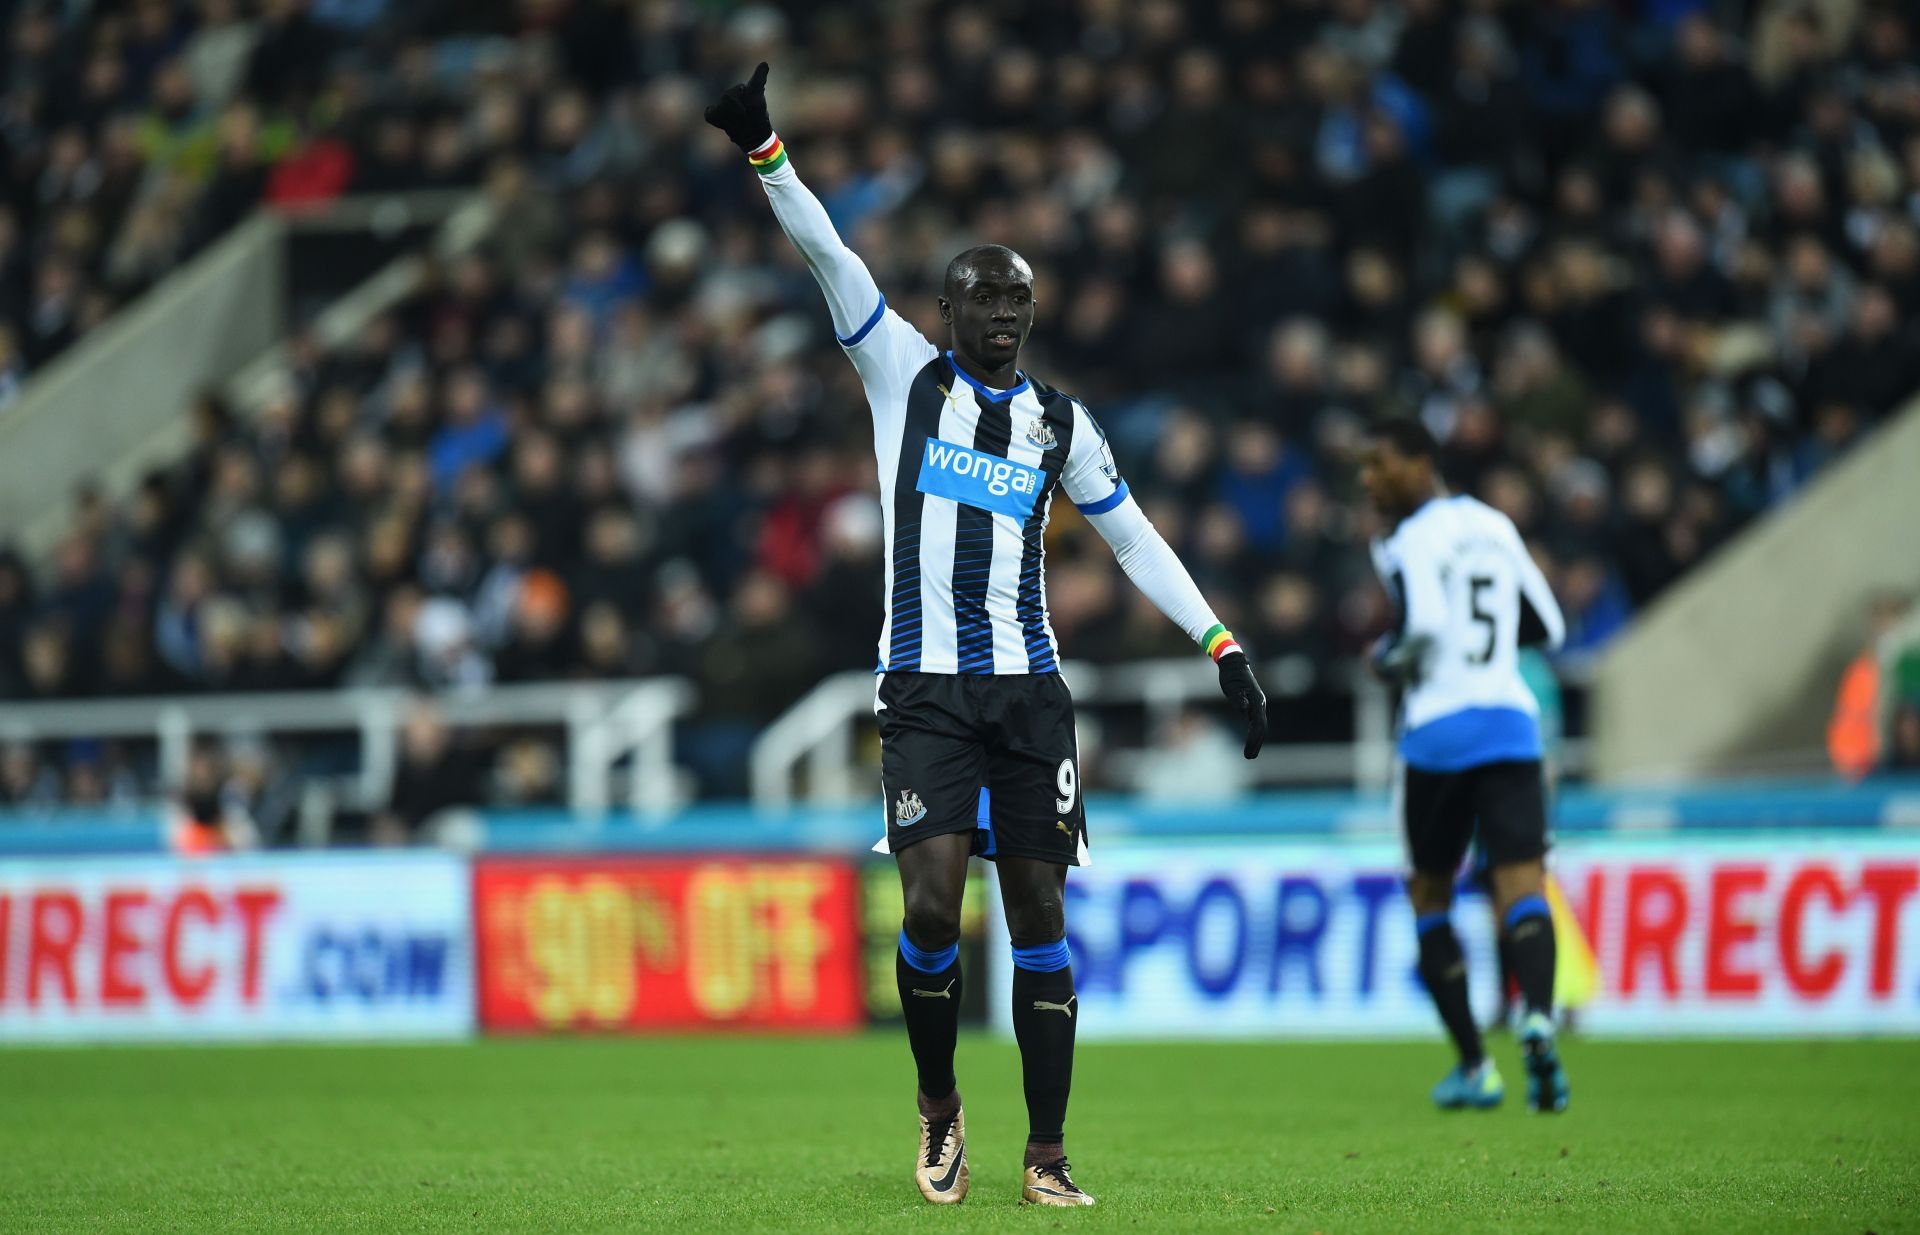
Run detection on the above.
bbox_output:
[1009,939,1076,1147]
[1501,895,1556,1020]
[1495,934,1517,1017]
[1416,915,1484,1068]
[896,929,962,1102]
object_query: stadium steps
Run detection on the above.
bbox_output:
[1592,396,1920,782]
[0,191,492,562]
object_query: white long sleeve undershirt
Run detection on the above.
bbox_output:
[1080,493,1224,650]
[755,144,1232,662]
[755,156,881,340]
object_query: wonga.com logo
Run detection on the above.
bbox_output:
[916,439,1044,519]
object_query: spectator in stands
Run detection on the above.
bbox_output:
[170,742,260,853]
[0,742,60,811]
[1829,594,1920,780]
[373,700,478,845]
[493,738,563,808]
[1889,701,1920,772]
[1134,708,1255,803]
[0,548,34,692]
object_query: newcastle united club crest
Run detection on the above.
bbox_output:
[1025,418,1057,449]
[895,788,928,826]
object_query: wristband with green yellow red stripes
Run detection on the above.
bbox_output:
[747,132,787,175]
[1202,623,1242,663]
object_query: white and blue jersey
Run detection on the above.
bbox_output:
[754,143,1224,678]
[837,310,1125,674]
[1370,495,1566,772]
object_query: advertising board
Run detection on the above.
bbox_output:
[474,856,862,1032]
[0,854,472,1040]
[988,837,1920,1038]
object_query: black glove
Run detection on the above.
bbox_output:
[1218,651,1268,760]
[704,61,773,153]
[1370,632,1432,688]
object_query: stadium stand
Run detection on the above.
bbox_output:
[7,0,1920,808]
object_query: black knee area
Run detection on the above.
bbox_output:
[1004,890,1064,950]
[901,890,961,952]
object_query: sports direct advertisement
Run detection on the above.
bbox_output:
[474,857,863,1033]
[988,837,1920,1038]
[0,854,472,1041]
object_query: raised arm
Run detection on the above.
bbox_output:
[706,64,878,334]
[1060,407,1268,759]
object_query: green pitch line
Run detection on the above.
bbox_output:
[1,1036,1914,1233]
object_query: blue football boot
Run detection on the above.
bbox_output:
[1431,1059,1505,1110]
[1521,1012,1570,1113]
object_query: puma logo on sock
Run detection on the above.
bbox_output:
[1031,997,1076,1018]
[912,979,956,999]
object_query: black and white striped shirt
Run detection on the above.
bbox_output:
[841,304,1125,673]
[754,137,1226,679]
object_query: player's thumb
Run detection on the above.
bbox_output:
[1242,698,1267,760]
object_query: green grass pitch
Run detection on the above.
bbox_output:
[2,1036,1915,1232]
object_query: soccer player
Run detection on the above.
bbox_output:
[1360,419,1571,1113]
[707,65,1269,1205]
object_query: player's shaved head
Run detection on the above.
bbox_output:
[944,244,1032,299]
[938,244,1036,382]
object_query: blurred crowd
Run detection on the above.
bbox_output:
[0,0,675,395]
[6,0,1920,810]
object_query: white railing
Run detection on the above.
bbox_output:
[0,678,695,820]
[749,659,1408,810]
[749,671,890,809]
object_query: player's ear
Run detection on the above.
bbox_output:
[937,297,952,324]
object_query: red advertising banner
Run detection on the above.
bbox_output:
[474,857,863,1032]
[0,855,473,1041]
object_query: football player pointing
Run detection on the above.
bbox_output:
[708,64,1268,1205]
[1362,419,1571,1114]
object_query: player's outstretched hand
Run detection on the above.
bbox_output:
[1369,632,1432,687]
[705,62,773,153]
[1218,651,1268,760]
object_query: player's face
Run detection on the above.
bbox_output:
[941,256,1035,375]
[1360,440,1425,519]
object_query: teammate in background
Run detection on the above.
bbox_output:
[707,65,1268,1206]
[1360,420,1571,1113]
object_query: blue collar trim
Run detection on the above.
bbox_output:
[946,351,1029,402]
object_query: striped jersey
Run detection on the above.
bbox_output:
[836,297,1127,675]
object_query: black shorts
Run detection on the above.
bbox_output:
[1400,759,1548,876]
[877,672,1086,866]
